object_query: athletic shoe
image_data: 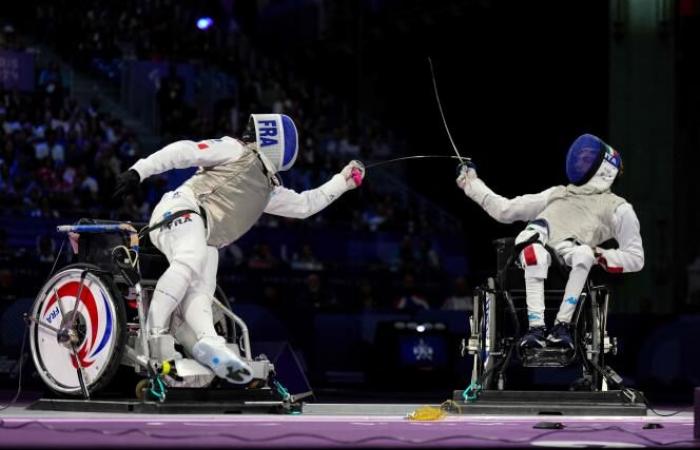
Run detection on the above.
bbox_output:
[192,336,253,384]
[547,322,574,349]
[519,326,547,349]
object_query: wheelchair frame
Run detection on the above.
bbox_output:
[463,238,618,392]
[27,221,274,400]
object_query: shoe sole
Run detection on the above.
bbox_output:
[520,338,546,349]
[223,362,254,384]
[546,337,574,349]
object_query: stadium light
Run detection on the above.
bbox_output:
[196,17,214,30]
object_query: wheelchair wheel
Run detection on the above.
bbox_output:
[470,278,500,390]
[574,291,604,391]
[29,264,127,396]
[587,293,604,390]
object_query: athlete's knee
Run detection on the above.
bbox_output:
[515,228,538,247]
[570,245,596,269]
[519,243,550,279]
[170,245,208,283]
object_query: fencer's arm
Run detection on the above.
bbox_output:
[264,161,364,219]
[596,203,644,273]
[130,137,244,179]
[263,175,349,219]
[462,176,557,224]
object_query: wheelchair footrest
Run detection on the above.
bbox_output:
[450,390,647,416]
[29,387,301,414]
[521,347,575,367]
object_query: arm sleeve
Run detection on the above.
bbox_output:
[130,137,243,180]
[466,178,556,224]
[598,203,645,273]
[263,174,348,219]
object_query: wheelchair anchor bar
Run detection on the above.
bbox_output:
[211,297,251,360]
[133,282,150,362]
[57,223,140,252]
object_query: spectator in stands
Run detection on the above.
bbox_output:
[296,273,337,311]
[35,234,55,265]
[357,280,376,312]
[38,61,63,95]
[247,243,279,270]
[259,285,284,318]
[220,243,245,269]
[0,228,12,264]
[395,235,416,272]
[31,197,59,219]
[291,242,324,271]
[0,24,24,52]
[362,203,388,232]
[441,276,473,312]
[75,163,99,207]
[0,268,15,303]
[416,237,441,273]
[394,273,430,313]
[157,64,186,136]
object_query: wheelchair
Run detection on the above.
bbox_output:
[27,219,275,400]
[464,237,618,393]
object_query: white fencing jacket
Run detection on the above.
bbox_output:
[464,177,644,274]
[131,137,350,247]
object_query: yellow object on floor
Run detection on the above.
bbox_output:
[406,405,447,421]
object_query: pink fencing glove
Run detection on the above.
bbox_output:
[341,160,365,189]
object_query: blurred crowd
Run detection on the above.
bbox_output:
[0,76,147,220]
[0,3,471,327]
[222,236,473,315]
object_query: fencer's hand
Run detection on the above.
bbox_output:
[340,160,365,190]
[456,161,478,191]
[594,247,611,270]
[113,169,141,199]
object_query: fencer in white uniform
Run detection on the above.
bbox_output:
[456,134,644,349]
[114,114,365,384]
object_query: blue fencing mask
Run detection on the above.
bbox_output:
[565,134,622,186]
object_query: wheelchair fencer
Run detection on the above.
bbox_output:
[464,237,619,393]
[27,218,275,401]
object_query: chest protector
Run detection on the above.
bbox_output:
[183,148,275,248]
[537,185,626,247]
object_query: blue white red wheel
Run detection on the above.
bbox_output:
[29,265,126,396]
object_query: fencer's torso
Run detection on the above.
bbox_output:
[183,147,275,248]
[536,185,626,246]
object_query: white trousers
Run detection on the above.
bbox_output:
[515,222,596,328]
[146,187,219,357]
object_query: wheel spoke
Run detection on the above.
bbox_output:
[70,342,91,399]
[54,286,91,397]
[26,315,60,334]
[53,287,68,320]
[67,276,87,329]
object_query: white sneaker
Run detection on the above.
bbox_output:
[192,336,253,385]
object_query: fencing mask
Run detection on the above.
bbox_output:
[242,114,299,173]
[565,134,622,186]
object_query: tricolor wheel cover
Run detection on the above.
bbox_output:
[30,269,118,394]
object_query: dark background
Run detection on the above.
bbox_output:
[0,0,698,404]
